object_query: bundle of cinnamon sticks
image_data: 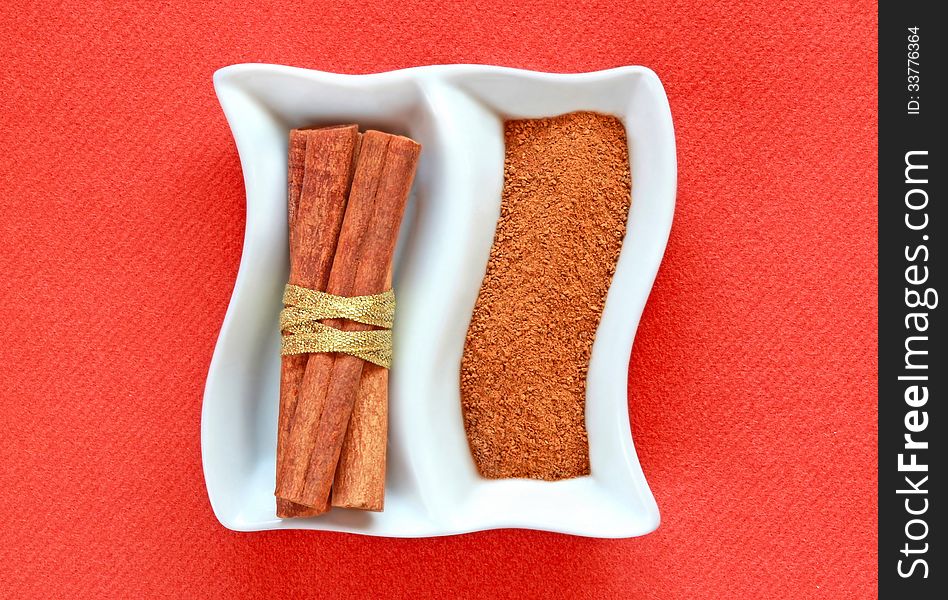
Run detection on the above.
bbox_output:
[275,124,419,517]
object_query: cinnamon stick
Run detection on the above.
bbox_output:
[331,268,392,511]
[277,131,419,509]
[276,125,360,518]
[286,129,307,244]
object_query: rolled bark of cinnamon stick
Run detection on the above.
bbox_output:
[276,131,419,509]
[276,125,360,518]
[286,129,307,245]
[331,268,392,511]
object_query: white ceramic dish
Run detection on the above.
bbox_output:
[204,63,675,537]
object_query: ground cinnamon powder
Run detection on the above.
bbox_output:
[460,111,632,480]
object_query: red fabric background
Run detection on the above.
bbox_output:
[0,1,878,597]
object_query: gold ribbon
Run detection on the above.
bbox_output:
[280,284,395,368]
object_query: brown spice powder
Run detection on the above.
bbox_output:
[460,111,632,480]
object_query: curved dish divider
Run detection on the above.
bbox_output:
[203,64,676,537]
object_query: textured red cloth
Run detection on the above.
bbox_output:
[0,1,877,597]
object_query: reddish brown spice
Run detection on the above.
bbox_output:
[460,111,632,480]
[277,131,419,509]
[277,126,360,517]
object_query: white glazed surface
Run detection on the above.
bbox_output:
[203,64,676,537]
